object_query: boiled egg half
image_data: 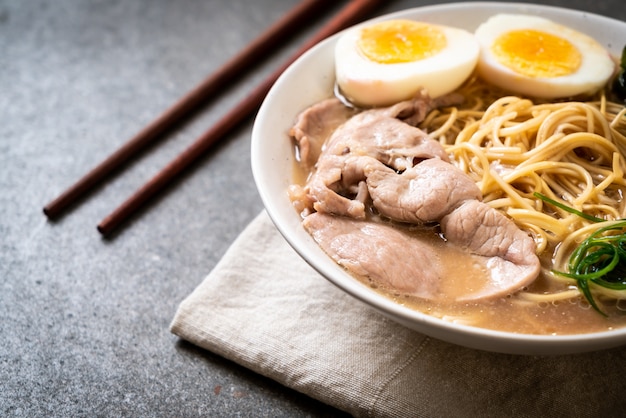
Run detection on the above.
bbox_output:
[334,19,479,107]
[474,14,615,99]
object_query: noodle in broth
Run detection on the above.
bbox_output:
[291,74,626,334]
[420,76,626,311]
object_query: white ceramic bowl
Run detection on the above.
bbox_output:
[251,2,626,355]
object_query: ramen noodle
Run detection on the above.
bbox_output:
[420,76,626,309]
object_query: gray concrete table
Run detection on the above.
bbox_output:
[2,0,624,416]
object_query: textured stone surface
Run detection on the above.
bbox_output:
[1,0,624,416]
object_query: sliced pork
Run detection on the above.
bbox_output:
[441,200,541,300]
[298,93,458,218]
[291,90,541,302]
[366,158,482,224]
[305,155,370,219]
[290,98,357,170]
[303,212,442,300]
[303,211,539,303]
[322,104,449,171]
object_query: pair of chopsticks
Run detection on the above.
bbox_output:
[43,0,383,236]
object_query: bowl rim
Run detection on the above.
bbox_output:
[251,1,626,354]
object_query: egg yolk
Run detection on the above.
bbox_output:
[491,29,582,78]
[357,20,447,64]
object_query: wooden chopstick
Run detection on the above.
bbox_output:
[96,0,383,236]
[43,0,333,220]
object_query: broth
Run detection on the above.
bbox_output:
[321,211,626,335]
[288,88,626,335]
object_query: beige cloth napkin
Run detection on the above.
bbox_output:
[170,211,625,417]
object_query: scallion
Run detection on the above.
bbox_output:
[552,220,626,316]
[533,192,604,223]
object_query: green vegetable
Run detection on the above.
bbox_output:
[533,192,604,223]
[611,45,626,103]
[534,192,625,315]
[552,221,626,316]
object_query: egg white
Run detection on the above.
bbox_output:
[334,21,479,107]
[474,14,616,99]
